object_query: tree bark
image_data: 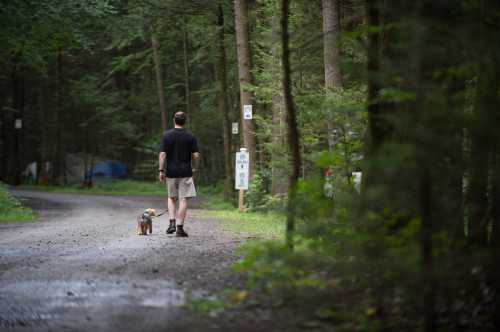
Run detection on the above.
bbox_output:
[215,3,233,200]
[6,57,22,185]
[468,0,495,245]
[270,12,288,195]
[51,50,64,184]
[322,0,343,154]
[151,33,168,132]
[182,16,191,115]
[281,0,301,249]
[322,0,342,89]
[363,0,385,193]
[419,165,436,332]
[234,0,257,178]
[0,90,5,180]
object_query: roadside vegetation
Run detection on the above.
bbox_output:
[0,183,35,222]
[200,184,286,240]
[2,0,499,331]
[20,180,166,196]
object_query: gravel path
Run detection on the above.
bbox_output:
[0,190,246,332]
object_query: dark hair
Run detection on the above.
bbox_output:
[174,112,186,126]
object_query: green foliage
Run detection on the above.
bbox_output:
[198,183,235,210]
[232,177,424,327]
[0,183,35,222]
[245,174,267,211]
[185,295,227,317]
[20,180,166,196]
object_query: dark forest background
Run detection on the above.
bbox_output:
[1,0,500,330]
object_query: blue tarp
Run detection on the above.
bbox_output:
[88,160,127,178]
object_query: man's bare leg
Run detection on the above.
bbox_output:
[178,198,188,225]
[176,198,189,237]
[168,197,177,219]
[166,197,177,234]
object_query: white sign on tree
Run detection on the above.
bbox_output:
[235,148,249,190]
[243,104,252,119]
[232,122,239,134]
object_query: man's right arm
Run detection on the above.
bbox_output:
[159,152,166,182]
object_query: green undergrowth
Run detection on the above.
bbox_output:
[197,185,235,210]
[19,180,166,196]
[0,183,35,222]
[208,210,286,240]
[199,183,286,240]
[185,289,251,317]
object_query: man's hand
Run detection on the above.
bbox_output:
[159,171,165,183]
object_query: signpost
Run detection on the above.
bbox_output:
[238,104,252,210]
[235,148,249,211]
[243,104,252,120]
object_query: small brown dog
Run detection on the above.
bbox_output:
[137,208,155,235]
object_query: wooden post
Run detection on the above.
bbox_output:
[239,189,245,212]
[235,147,249,211]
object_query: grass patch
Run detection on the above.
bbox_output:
[206,209,285,240]
[0,183,35,222]
[19,180,166,196]
[198,183,286,239]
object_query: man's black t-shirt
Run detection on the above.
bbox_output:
[160,128,199,178]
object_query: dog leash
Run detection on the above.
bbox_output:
[154,209,168,218]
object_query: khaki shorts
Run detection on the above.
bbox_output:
[166,177,197,199]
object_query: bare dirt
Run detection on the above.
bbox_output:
[0,189,249,332]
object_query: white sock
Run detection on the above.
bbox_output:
[178,219,184,226]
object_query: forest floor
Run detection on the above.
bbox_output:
[0,189,314,332]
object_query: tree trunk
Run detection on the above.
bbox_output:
[0,90,5,180]
[281,0,301,249]
[6,59,20,184]
[234,0,257,179]
[492,147,500,246]
[322,0,342,89]
[419,165,436,332]
[364,0,384,192]
[215,3,233,200]
[270,12,288,195]
[492,145,500,331]
[468,0,495,245]
[151,33,168,132]
[182,16,191,115]
[51,50,64,184]
[322,0,343,154]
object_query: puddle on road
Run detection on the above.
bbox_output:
[0,279,186,329]
[1,280,185,308]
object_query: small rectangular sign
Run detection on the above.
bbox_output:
[15,118,22,129]
[232,122,238,134]
[243,104,252,120]
[235,151,249,190]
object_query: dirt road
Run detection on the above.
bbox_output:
[0,190,245,332]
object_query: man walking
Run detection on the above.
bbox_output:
[159,112,200,237]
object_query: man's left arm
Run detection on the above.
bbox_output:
[191,136,200,177]
[192,152,200,178]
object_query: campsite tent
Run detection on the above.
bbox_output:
[88,160,127,179]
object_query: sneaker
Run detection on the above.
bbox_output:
[166,219,176,234]
[176,225,188,237]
